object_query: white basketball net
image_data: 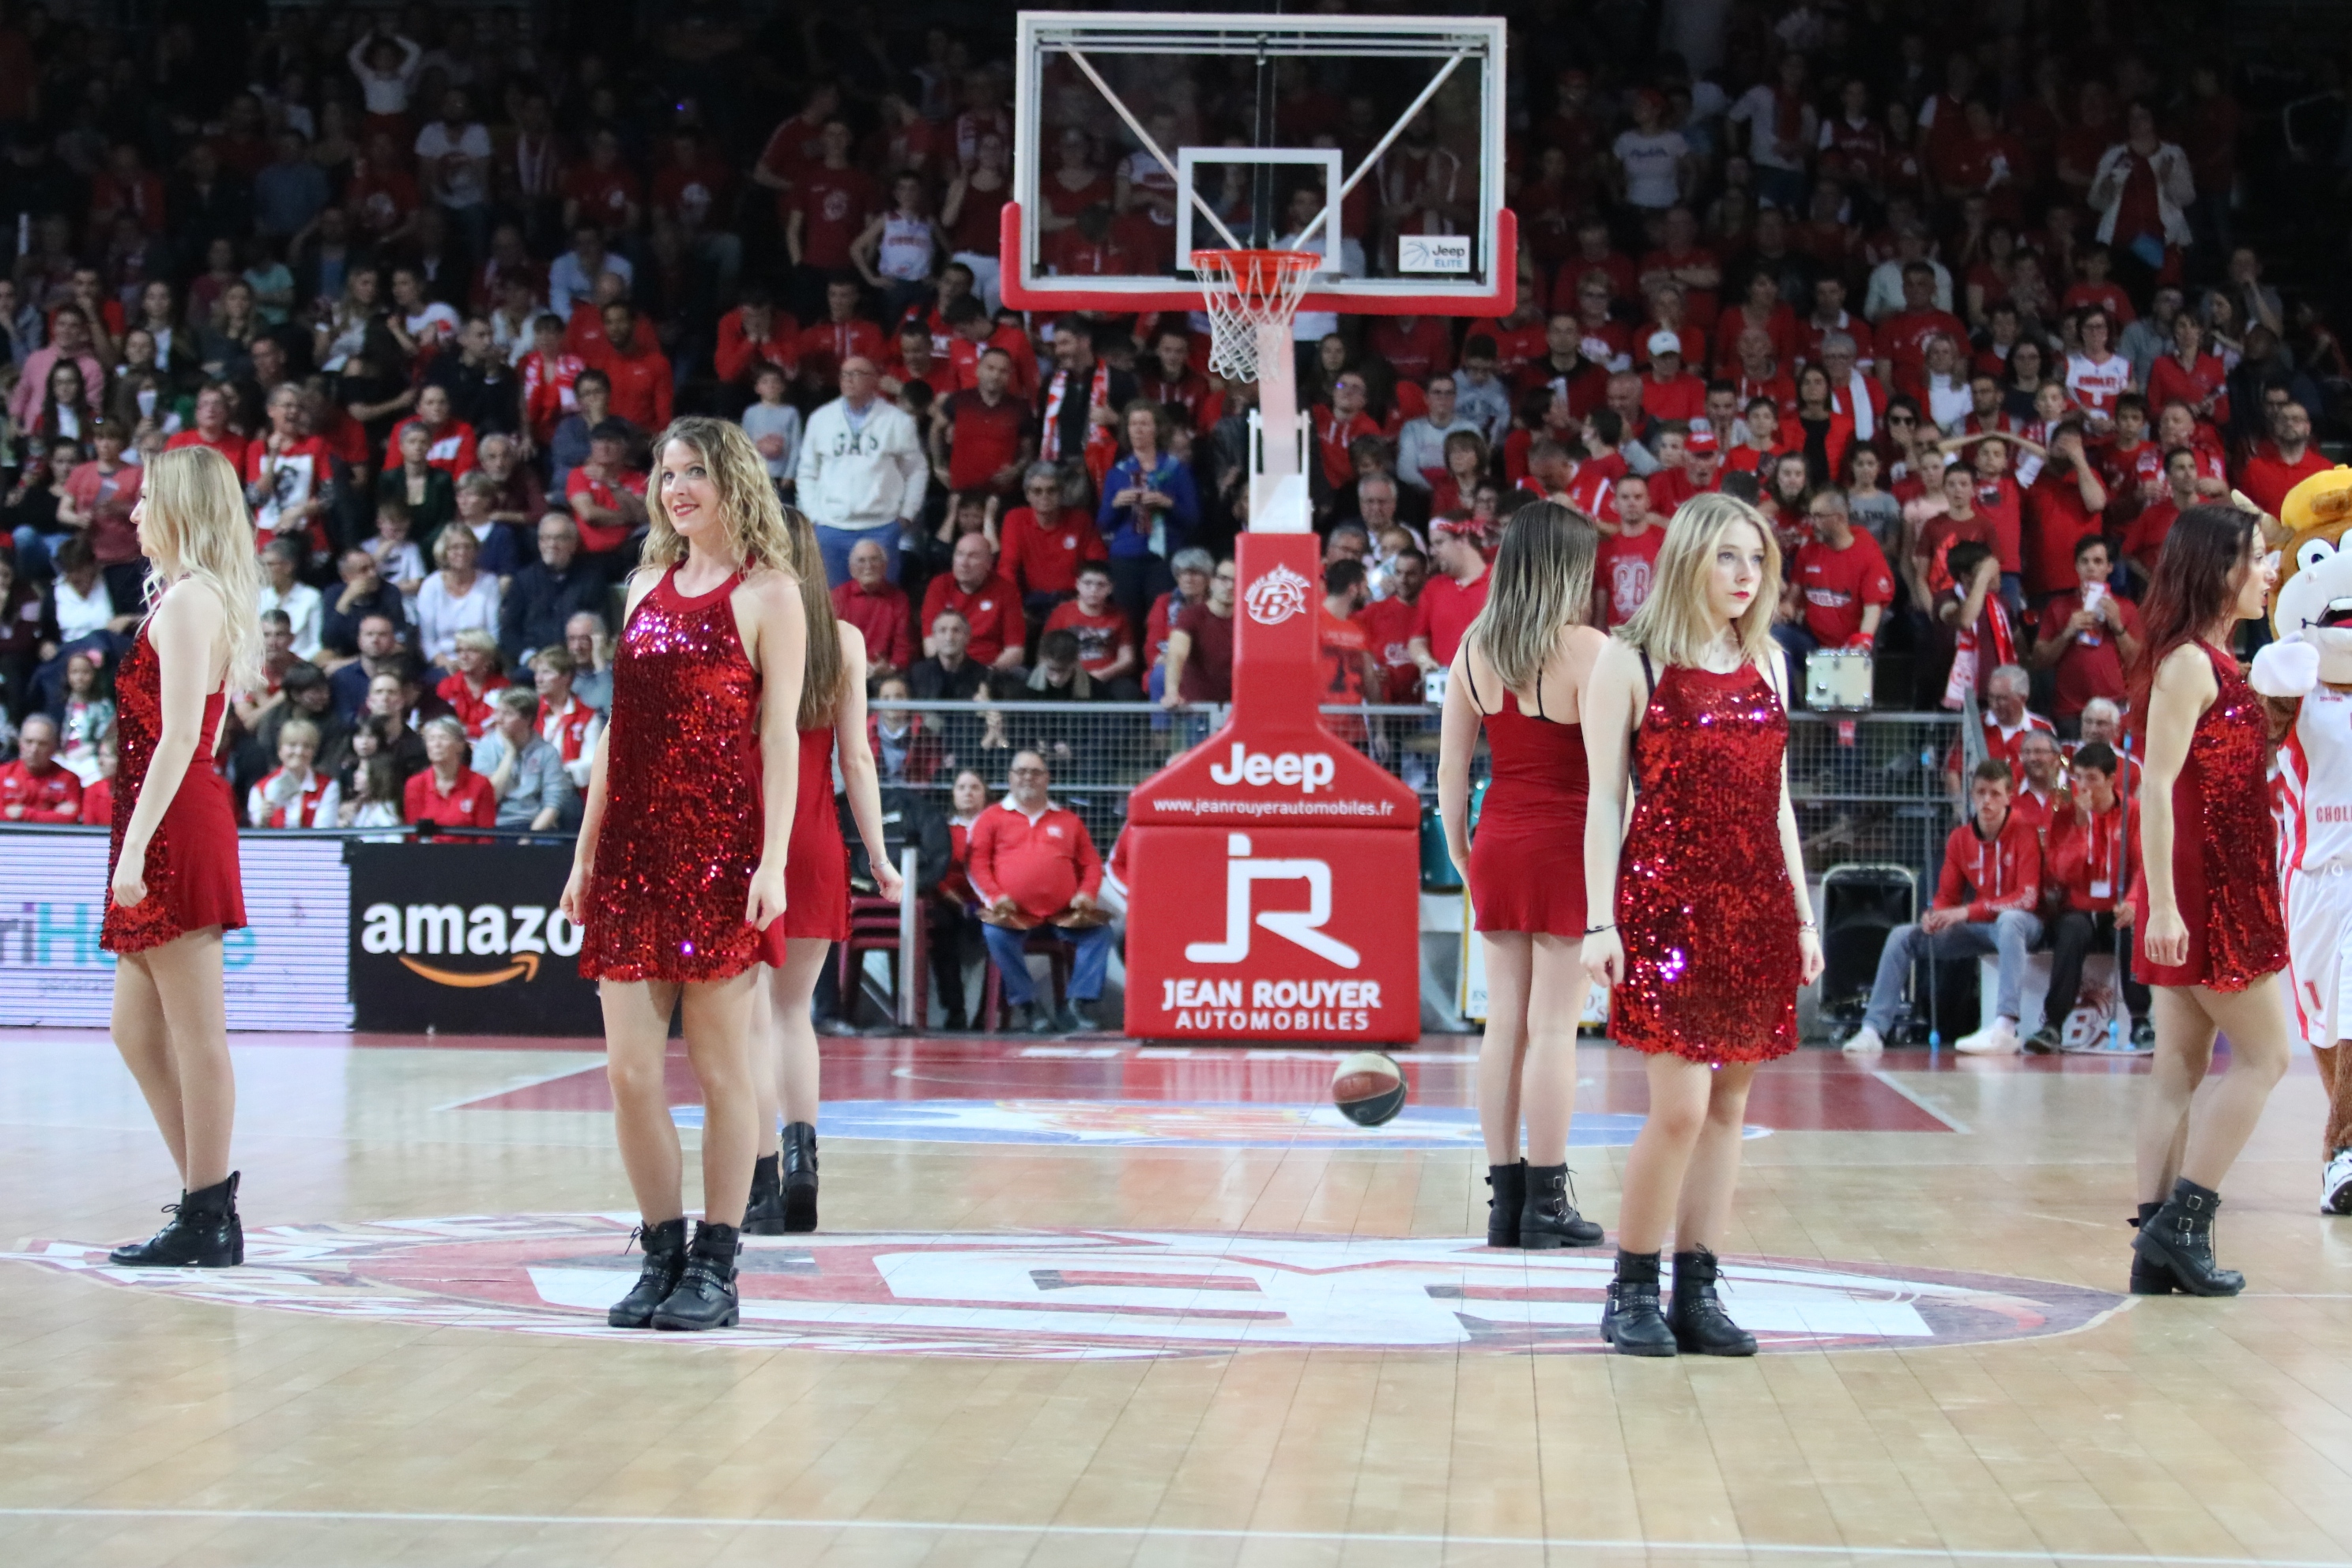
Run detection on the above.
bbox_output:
[1193,250,1320,383]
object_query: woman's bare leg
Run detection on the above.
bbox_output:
[769,940,832,1125]
[1672,1061,1762,1253]
[1615,1054,1714,1253]
[678,968,760,1227]
[603,978,685,1224]
[2177,976,2294,1191]
[1476,934,1532,1164]
[110,950,187,1183]
[2138,986,2217,1204]
[140,930,234,1190]
[1517,934,1587,1167]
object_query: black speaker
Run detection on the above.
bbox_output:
[1819,864,1916,1018]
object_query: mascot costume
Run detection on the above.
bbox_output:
[2249,466,2352,1214]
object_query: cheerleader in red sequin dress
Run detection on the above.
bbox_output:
[560,417,808,1332]
[1582,494,1824,1358]
[2125,502,2290,1298]
[1436,502,1609,1252]
[743,503,903,1236]
[100,447,263,1268]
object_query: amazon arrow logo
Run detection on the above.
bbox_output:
[399,952,541,987]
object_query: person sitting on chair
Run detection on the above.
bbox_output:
[1843,758,2045,1056]
[964,750,1111,1035]
[2027,741,2153,1054]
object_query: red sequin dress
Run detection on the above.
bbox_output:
[2132,640,2286,990]
[1465,668,1588,937]
[579,568,778,982]
[101,625,245,953]
[1611,660,1800,1062]
[782,722,850,942]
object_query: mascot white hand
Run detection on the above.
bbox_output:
[2252,635,2322,699]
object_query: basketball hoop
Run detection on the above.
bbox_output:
[1192,249,1319,383]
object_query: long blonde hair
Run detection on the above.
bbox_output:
[139,445,263,692]
[641,416,797,574]
[1615,492,1780,669]
[1464,499,1598,692]
[778,503,846,729]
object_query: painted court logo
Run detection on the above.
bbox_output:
[3,1218,2121,1360]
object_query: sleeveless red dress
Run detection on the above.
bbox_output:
[579,568,779,982]
[780,722,850,943]
[1611,659,1800,1063]
[2132,640,2286,990]
[101,624,245,953]
[1464,665,1589,937]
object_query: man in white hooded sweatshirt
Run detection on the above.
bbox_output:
[796,355,929,586]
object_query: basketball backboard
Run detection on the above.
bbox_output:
[1002,11,1513,319]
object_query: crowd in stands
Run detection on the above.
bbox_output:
[0,0,2335,1030]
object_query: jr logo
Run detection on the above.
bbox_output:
[1183,834,1361,968]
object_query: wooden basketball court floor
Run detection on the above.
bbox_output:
[3,1027,2350,1568]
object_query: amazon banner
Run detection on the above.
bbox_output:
[347,842,599,1035]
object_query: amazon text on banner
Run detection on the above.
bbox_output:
[347,841,600,1035]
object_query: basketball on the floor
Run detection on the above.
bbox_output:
[1332,1052,1407,1126]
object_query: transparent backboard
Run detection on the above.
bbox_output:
[1003,11,1512,317]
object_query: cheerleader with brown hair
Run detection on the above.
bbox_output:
[560,416,807,1332]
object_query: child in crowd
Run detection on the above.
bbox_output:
[57,650,115,782]
[741,364,801,497]
[366,497,428,600]
[81,733,118,824]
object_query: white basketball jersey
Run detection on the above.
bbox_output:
[2275,684,2352,878]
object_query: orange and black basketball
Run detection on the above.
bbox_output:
[1332,1052,1407,1126]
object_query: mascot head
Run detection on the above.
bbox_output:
[2271,466,2352,682]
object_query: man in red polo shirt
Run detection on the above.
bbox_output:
[2029,535,2141,729]
[713,288,797,388]
[967,750,1111,1032]
[1000,464,1107,612]
[1778,487,1894,663]
[933,348,1035,499]
[1877,262,1969,392]
[2022,422,2109,601]
[1638,331,1707,423]
[565,420,649,559]
[920,531,1026,673]
[794,277,886,390]
[0,714,81,822]
[1408,518,1491,677]
[2240,401,2335,518]
[165,384,249,473]
[786,119,879,278]
[1314,372,1383,492]
[831,537,915,679]
[588,300,672,434]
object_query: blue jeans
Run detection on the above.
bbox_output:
[983,920,1116,1006]
[1861,910,2045,1035]
[815,522,902,589]
[11,525,63,577]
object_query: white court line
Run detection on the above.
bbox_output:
[1870,1069,1973,1133]
[429,1059,605,1114]
[0,1509,2341,1565]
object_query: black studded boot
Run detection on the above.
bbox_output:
[1520,1164,1605,1248]
[1600,1249,1677,1356]
[2133,1178,2245,1297]
[781,1121,820,1234]
[606,1217,688,1328]
[109,1171,243,1268]
[742,1152,786,1236]
[1486,1162,1526,1246]
[652,1220,743,1331]
[1668,1246,1758,1355]
[2128,1201,2177,1295]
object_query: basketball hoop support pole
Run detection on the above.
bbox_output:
[1250,323,1310,533]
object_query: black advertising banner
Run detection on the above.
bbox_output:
[346,842,602,1035]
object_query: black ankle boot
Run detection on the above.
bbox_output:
[2134,1178,2245,1296]
[2128,1201,2177,1295]
[652,1221,743,1331]
[1600,1250,1677,1356]
[109,1171,243,1268]
[1486,1162,1526,1246]
[1668,1247,1757,1355]
[781,1121,819,1234]
[609,1217,689,1327]
[743,1152,786,1236]
[1520,1164,1605,1249]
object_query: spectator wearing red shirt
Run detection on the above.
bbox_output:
[1637,331,1706,423]
[1713,270,1800,375]
[2239,401,2334,520]
[787,120,880,279]
[2030,741,2150,1052]
[519,315,586,448]
[1313,372,1382,491]
[561,128,641,238]
[1845,759,2045,1056]
[1001,465,1110,612]
[587,301,672,435]
[0,714,81,822]
[1941,432,2025,582]
[1562,214,1638,305]
[1161,558,1238,706]
[967,751,1112,1031]
[2124,446,2206,580]
[564,420,649,556]
[2022,423,2110,599]
[165,384,249,473]
[831,538,917,679]
[403,716,499,838]
[434,630,512,739]
[1910,463,2000,602]
[920,531,1027,673]
[1042,564,1139,698]
[1595,474,1664,628]
[1939,101,2030,225]
[386,384,479,477]
[933,349,1035,498]
[714,289,797,388]
[752,82,842,213]
[793,277,887,390]
[1136,327,1221,432]
[1359,547,1427,702]
[1367,316,1456,383]
[1408,519,1491,674]
[2145,312,2231,429]
[1775,488,1894,668]
[1877,263,1969,390]
[2030,535,2142,726]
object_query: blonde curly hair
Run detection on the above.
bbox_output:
[640,416,797,574]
